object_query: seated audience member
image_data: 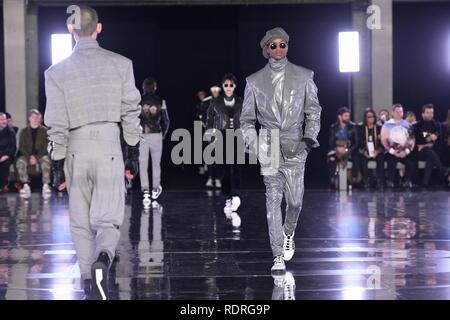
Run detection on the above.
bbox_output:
[327,107,359,187]
[405,111,417,125]
[0,113,16,193]
[381,104,415,188]
[357,109,384,188]
[378,109,390,126]
[16,109,52,199]
[414,104,449,186]
[440,109,450,186]
[4,112,19,134]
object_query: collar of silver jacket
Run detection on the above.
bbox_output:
[268,57,288,72]
[74,38,100,51]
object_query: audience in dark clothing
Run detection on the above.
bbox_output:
[0,113,17,192]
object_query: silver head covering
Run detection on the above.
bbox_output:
[260,27,290,59]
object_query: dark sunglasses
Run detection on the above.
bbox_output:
[223,84,235,88]
[366,115,375,118]
[268,42,287,50]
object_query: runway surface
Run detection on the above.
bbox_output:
[0,189,449,300]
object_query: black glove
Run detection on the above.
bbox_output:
[302,137,316,151]
[52,159,65,190]
[125,142,140,177]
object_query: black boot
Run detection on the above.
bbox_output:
[83,279,92,300]
[90,251,111,300]
[386,180,394,188]
[376,179,384,189]
[364,178,371,189]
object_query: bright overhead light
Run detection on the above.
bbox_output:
[339,31,360,73]
[51,34,73,65]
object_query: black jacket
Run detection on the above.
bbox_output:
[414,119,441,149]
[18,125,48,158]
[328,121,358,153]
[441,122,450,153]
[357,124,383,153]
[195,98,211,127]
[140,92,170,137]
[0,127,17,159]
[206,96,243,131]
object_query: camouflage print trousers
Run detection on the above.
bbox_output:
[16,155,51,185]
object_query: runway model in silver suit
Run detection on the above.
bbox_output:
[240,27,322,273]
[44,6,141,299]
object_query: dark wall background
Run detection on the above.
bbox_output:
[0,6,4,113]
[393,2,450,122]
[0,2,444,188]
[38,4,352,189]
[0,1,439,190]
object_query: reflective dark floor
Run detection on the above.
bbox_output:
[0,189,450,300]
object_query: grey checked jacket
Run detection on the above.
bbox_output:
[44,38,141,160]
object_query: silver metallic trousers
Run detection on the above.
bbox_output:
[263,150,308,257]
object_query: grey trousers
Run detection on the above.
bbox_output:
[263,150,308,257]
[64,122,125,280]
[139,133,163,190]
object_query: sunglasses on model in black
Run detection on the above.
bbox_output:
[223,84,235,88]
[268,42,287,50]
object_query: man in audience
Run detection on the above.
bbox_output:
[414,104,450,186]
[16,109,52,199]
[0,113,16,193]
[441,109,450,187]
[4,112,19,134]
[327,107,359,187]
[405,111,417,126]
[378,109,390,126]
[381,104,415,188]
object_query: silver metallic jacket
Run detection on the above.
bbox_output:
[240,60,322,175]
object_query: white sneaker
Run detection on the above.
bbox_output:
[205,178,213,187]
[142,190,151,208]
[152,201,162,211]
[215,179,221,188]
[151,186,162,200]
[231,196,241,211]
[20,184,31,199]
[284,272,296,300]
[272,274,285,288]
[283,232,295,262]
[42,184,52,199]
[230,212,241,228]
[224,199,232,214]
[271,255,286,273]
